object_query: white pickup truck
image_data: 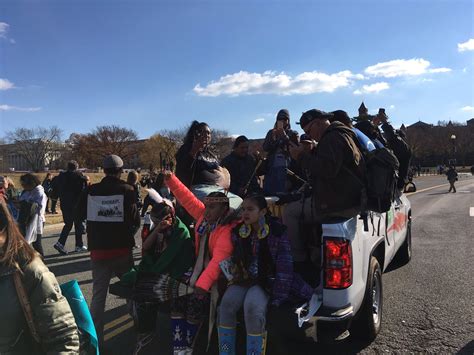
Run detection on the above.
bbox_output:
[268,193,412,344]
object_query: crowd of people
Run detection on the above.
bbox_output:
[1,105,451,355]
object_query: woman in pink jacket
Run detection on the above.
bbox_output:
[165,172,239,354]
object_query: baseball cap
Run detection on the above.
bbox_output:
[297,109,333,129]
[103,155,124,169]
[300,134,313,143]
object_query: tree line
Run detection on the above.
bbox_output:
[3,125,229,172]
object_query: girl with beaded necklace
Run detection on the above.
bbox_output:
[217,194,314,355]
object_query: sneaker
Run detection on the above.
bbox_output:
[53,242,68,255]
[74,246,88,253]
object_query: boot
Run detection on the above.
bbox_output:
[218,325,236,355]
[246,332,267,355]
[171,317,188,355]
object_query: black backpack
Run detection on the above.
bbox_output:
[363,147,400,212]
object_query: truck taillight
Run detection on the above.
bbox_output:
[324,239,352,289]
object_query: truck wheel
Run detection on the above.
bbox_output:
[396,215,412,264]
[351,256,382,341]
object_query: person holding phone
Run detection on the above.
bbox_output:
[262,109,296,195]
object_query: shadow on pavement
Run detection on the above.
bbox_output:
[47,259,92,277]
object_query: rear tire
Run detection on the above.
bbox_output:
[396,215,412,264]
[351,256,383,341]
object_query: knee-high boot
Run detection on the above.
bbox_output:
[247,332,267,355]
[218,325,236,355]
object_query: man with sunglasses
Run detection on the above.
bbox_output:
[283,109,366,274]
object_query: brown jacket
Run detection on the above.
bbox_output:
[304,122,365,218]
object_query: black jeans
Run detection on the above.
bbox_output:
[58,205,85,247]
[32,234,44,256]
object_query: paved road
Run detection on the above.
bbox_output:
[42,175,474,354]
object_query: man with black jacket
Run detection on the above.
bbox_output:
[53,161,87,254]
[76,154,140,349]
[284,109,365,267]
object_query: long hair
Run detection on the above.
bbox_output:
[176,121,210,159]
[0,199,37,269]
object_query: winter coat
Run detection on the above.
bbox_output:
[221,152,261,197]
[121,217,195,284]
[76,175,141,252]
[305,121,365,218]
[446,168,458,182]
[56,171,87,208]
[0,257,79,354]
[167,174,237,292]
[19,185,47,243]
[230,217,313,306]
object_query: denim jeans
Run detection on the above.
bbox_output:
[219,284,269,334]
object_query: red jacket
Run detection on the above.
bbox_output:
[167,174,237,291]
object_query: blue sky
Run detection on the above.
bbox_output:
[0,0,473,140]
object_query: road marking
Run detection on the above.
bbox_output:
[104,320,134,342]
[104,314,132,331]
[470,207,474,217]
[406,183,449,196]
[406,180,473,196]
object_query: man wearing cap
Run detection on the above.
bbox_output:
[76,154,140,349]
[284,109,365,271]
[53,160,88,254]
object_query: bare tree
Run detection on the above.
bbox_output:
[6,126,62,171]
[71,125,139,168]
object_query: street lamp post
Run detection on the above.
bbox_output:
[450,134,456,166]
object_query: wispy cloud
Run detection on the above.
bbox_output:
[0,22,14,43]
[460,106,474,112]
[353,82,390,95]
[0,78,14,90]
[0,22,9,38]
[193,70,364,97]
[364,58,451,78]
[389,105,395,110]
[458,38,474,52]
[0,105,42,112]
[253,118,265,123]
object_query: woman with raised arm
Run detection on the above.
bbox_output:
[164,170,240,354]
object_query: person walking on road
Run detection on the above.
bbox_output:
[53,161,88,255]
[76,154,140,350]
[446,166,458,193]
[18,174,47,257]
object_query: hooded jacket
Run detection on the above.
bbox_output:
[0,257,79,354]
[305,121,365,218]
[167,174,238,292]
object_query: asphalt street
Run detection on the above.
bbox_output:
[42,174,474,354]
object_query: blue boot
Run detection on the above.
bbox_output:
[247,332,267,355]
[218,326,236,355]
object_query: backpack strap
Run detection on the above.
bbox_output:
[13,270,41,344]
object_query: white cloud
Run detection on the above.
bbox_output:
[193,70,363,97]
[0,22,9,38]
[458,38,474,52]
[460,106,474,112]
[364,58,451,78]
[253,118,265,123]
[0,22,14,43]
[389,105,395,110]
[0,105,42,112]
[0,78,14,90]
[353,82,390,95]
